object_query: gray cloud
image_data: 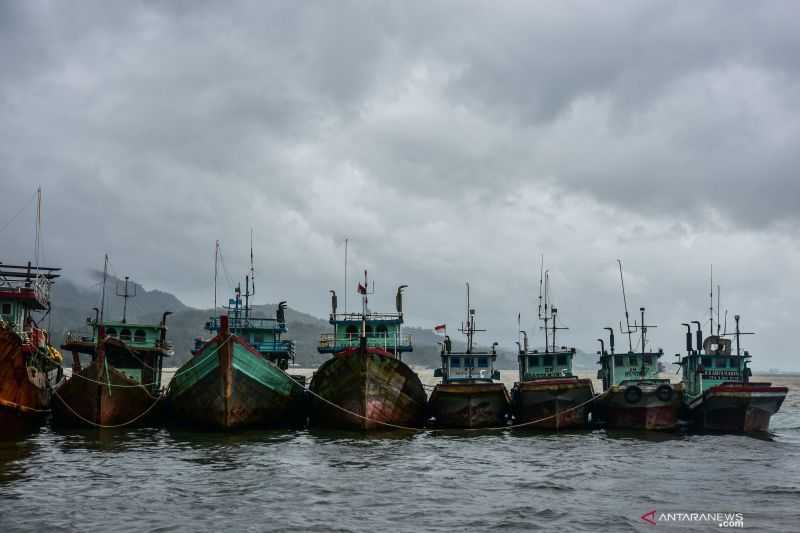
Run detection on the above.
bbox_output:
[2,1,800,369]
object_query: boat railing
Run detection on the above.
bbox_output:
[318,333,413,350]
[329,312,403,322]
[207,316,287,333]
[254,339,295,354]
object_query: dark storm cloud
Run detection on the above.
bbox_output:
[2,1,800,368]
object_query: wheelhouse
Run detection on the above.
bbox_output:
[519,348,575,381]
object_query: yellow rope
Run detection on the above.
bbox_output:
[0,397,51,414]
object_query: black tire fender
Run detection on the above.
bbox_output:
[656,384,673,402]
[624,385,642,404]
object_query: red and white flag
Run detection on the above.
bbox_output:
[357,283,367,294]
[434,324,446,334]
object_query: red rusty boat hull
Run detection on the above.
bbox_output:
[687,383,788,433]
[52,358,160,428]
[428,382,511,429]
[597,382,683,431]
[511,377,594,429]
[0,325,56,436]
[308,347,427,430]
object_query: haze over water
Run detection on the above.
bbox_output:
[1,374,799,532]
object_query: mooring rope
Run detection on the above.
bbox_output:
[284,371,609,432]
[52,388,163,429]
[0,397,51,414]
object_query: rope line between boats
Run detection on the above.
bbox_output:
[283,372,610,432]
[52,388,163,429]
[0,397,51,414]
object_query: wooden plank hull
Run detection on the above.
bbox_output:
[52,359,159,428]
[596,382,683,431]
[308,348,427,430]
[0,325,55,436]
[686,383,788,433]
[428,382,511,429]
[511,377,594,429]
[167,336,305,430]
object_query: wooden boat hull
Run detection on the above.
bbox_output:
[168,336,305,430]
[308,348,427,430]
[511,377,594,429]
[428,382,511,429]
[686,383,788,433]
[52,359,159,428]
[596,382,683,431]
[0,325,56,435]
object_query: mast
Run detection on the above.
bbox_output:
[618,259,633,352]
[709,264,714,337]
[716,284,721,336]
[99,254,109,324]
[466,282,472,353]
[214,240,219,309]
[116,275,136,324]
[360,269,368,348]
[34,187,42,270]
[344,238,348,315]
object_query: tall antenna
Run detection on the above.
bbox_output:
[116,276,137,324]
[34,187,42,270]
[618,259,634,352]
[716,284,721,336]
[709,264,714,336]
[213,240,219,308]
[99,254,109,323]
[344,238,349,314]
[250,229,256,297]
[459,282,485,354]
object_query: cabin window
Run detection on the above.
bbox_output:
[1,303,11,315]
[556,354,567,366]
[345,325,357,338]
[715,357,727,368]
[477,357,489,368]
[702,357,711,367]
[119,329,132,341]
[643,355,653,365]
[729,358,738,368]
[614,355,623,367]
[527,355,539,367]
[106,328,117,337]
[464,357,474,368]
[543,355,554,367]
[365,325,374,337]
[376,324,388,338]
[252,334,263,345]
[134,330,146,343]
[628,356,638,366]
[450,357,461,368]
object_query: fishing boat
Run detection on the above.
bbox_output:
[53,266,172,428]
[428,284,510,429]
[511,266,594,429]
[308,271,426,430]
[676,278,787,432]
[168,244,304,430]
[593,261,682,430]
[0,261,63,434]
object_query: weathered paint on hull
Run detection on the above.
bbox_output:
[512,378,594,429]
[0,326,53,437]
[599,383,683,431]
[428,382,511,429]
[52,359,159,428]
[168,336,304,430]
[687,384,788,433]
[308,348,427,430]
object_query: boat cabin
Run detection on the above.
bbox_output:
[518,348,576,381]
[677,319,752,401]
[0,262,59,333]
[63,314,172,392]
[201,295,295,369]
[597,350,662,390]
[318,284,412,358]
[436,340,500,383]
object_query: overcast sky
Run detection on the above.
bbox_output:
[2,1,799,369]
